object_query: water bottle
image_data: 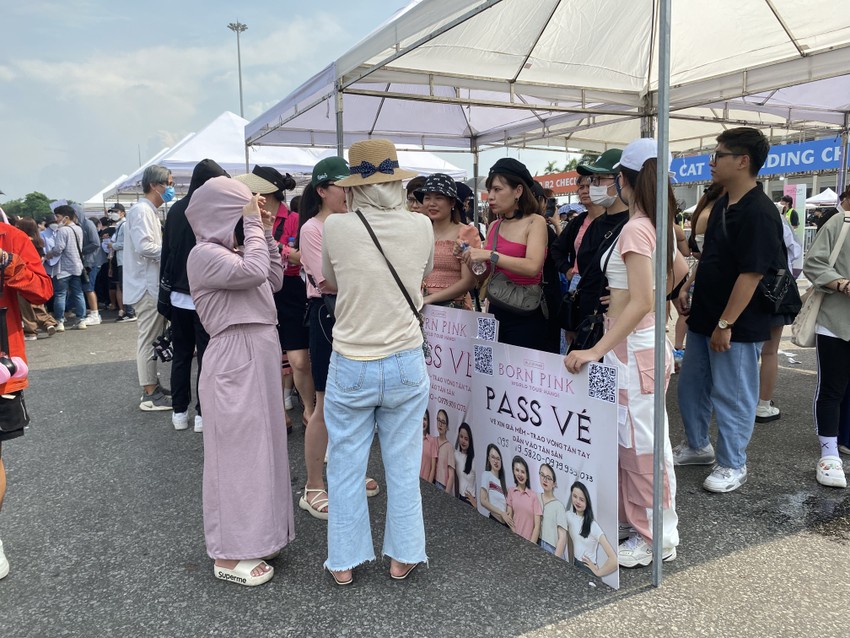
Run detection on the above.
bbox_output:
[287,237,296,263]
[461,242,488,276]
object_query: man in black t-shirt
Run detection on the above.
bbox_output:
[674,128,783,494]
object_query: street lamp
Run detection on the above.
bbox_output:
[227,21,247,118]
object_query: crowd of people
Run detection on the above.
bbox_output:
[1,127,848,587]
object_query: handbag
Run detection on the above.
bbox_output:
[0,392,29,433]
[559,218,627,332]
[72,228,91,285]
[354,210,431,358]
[305,272,337,317]
[791,215,850,347]
[720,206,793,313]
[485,220,544,316]
[566,234,619,355]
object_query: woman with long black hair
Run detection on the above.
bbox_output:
[565,138,685,568]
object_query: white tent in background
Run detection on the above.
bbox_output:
[109,113,318,196]
[806,187,839,206]
[105,112,466,198]
[308,146,466,180]
[83,173,129,213]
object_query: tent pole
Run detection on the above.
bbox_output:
[335,82,344,157]
[652,0,672,589]
[839,114,849,197]
[472,140,480,230]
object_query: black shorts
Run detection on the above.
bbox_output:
[274,275,310,351]
[112,264,123,287]
[307,297,334,392]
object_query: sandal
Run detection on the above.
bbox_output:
[366,477,380,497]
[390,561,419,581]
[325,566,354,586]
[214,559,273,587]
[299,486,329,520]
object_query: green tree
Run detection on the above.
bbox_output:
[543,160,560,174]
[2,191,53,220]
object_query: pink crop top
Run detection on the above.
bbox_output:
[600,215,656,290]
[485,222,543,286]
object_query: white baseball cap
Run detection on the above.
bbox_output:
[614,138,673,172]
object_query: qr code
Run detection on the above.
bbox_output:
[588,363,616,403]
[474,344,494,375]
[476,317,497,342]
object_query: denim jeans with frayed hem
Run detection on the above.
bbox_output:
[677,330,763,469]
[324,347,430,572]
[52,275,86,323]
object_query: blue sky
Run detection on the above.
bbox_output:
[0,0,568,205]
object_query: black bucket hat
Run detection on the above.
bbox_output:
[414,173,459,207]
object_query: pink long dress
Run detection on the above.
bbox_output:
[186,176,295,560]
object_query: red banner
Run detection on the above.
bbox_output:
[534,171,580,196]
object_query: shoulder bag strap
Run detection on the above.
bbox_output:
[577,217,627,296]
[354,210,422,325]
[827,215,850,267]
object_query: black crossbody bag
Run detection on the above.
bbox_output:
[720,207,801,315]
[355,210,431,358]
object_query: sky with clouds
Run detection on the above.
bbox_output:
[0,0,569,206]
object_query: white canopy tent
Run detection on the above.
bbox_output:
[107,112,465,198]
[308,146,465,180]
[246,0,850,159]
[806,187,839,205]
[83,173,129,213]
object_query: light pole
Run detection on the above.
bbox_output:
[227,21,247,118]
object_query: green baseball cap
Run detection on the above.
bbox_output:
[576,149,623,176]
[312,156,350,187]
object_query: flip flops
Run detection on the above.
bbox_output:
[214,559,274,587]
[390,562,419,581]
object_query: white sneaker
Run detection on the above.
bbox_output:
[82,313,102,326]
[194,415,203,433]
[672,441,716,466]
[284,395,294,410]
[55,322,65,333]
[0,538,9,580]
[172,411,189,430]
[618,534,676,568]
[755,402,780,423]
[816,456,847,488]
[838,444,850,456]
[703,465,747,493]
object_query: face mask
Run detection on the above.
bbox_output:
[49,223,59,230]
[589,185,617,208]
[161,185,176,203]
[108,213,120,221]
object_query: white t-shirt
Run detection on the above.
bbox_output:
[454,449,476,500]
[480,470,506,514]
[566,510,603,563]
[538,495,568,548]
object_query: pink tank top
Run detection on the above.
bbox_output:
[485,221,543,285]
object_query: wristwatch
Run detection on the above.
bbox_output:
[717,319,733,330]
[490,251,500,266]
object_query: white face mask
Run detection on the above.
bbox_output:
[108,213,120,221]
[589,185,617,208]
[49,223,60,230]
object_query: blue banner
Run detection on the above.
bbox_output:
[671,137,847,184]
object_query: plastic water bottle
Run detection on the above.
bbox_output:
[288,236,296,248]
[461,242,488,276]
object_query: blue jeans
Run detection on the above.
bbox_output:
[324,346,430,571]
[53,275,86,323]
[82,263,99,293]
[677,330,763,469]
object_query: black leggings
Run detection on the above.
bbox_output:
[814,334,850,437]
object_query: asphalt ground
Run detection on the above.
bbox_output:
[0,310,847,637]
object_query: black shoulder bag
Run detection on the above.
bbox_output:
[566,237,619,354]
[720,207,801,315]
[354,210,431,358]
[560,218,627,332]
